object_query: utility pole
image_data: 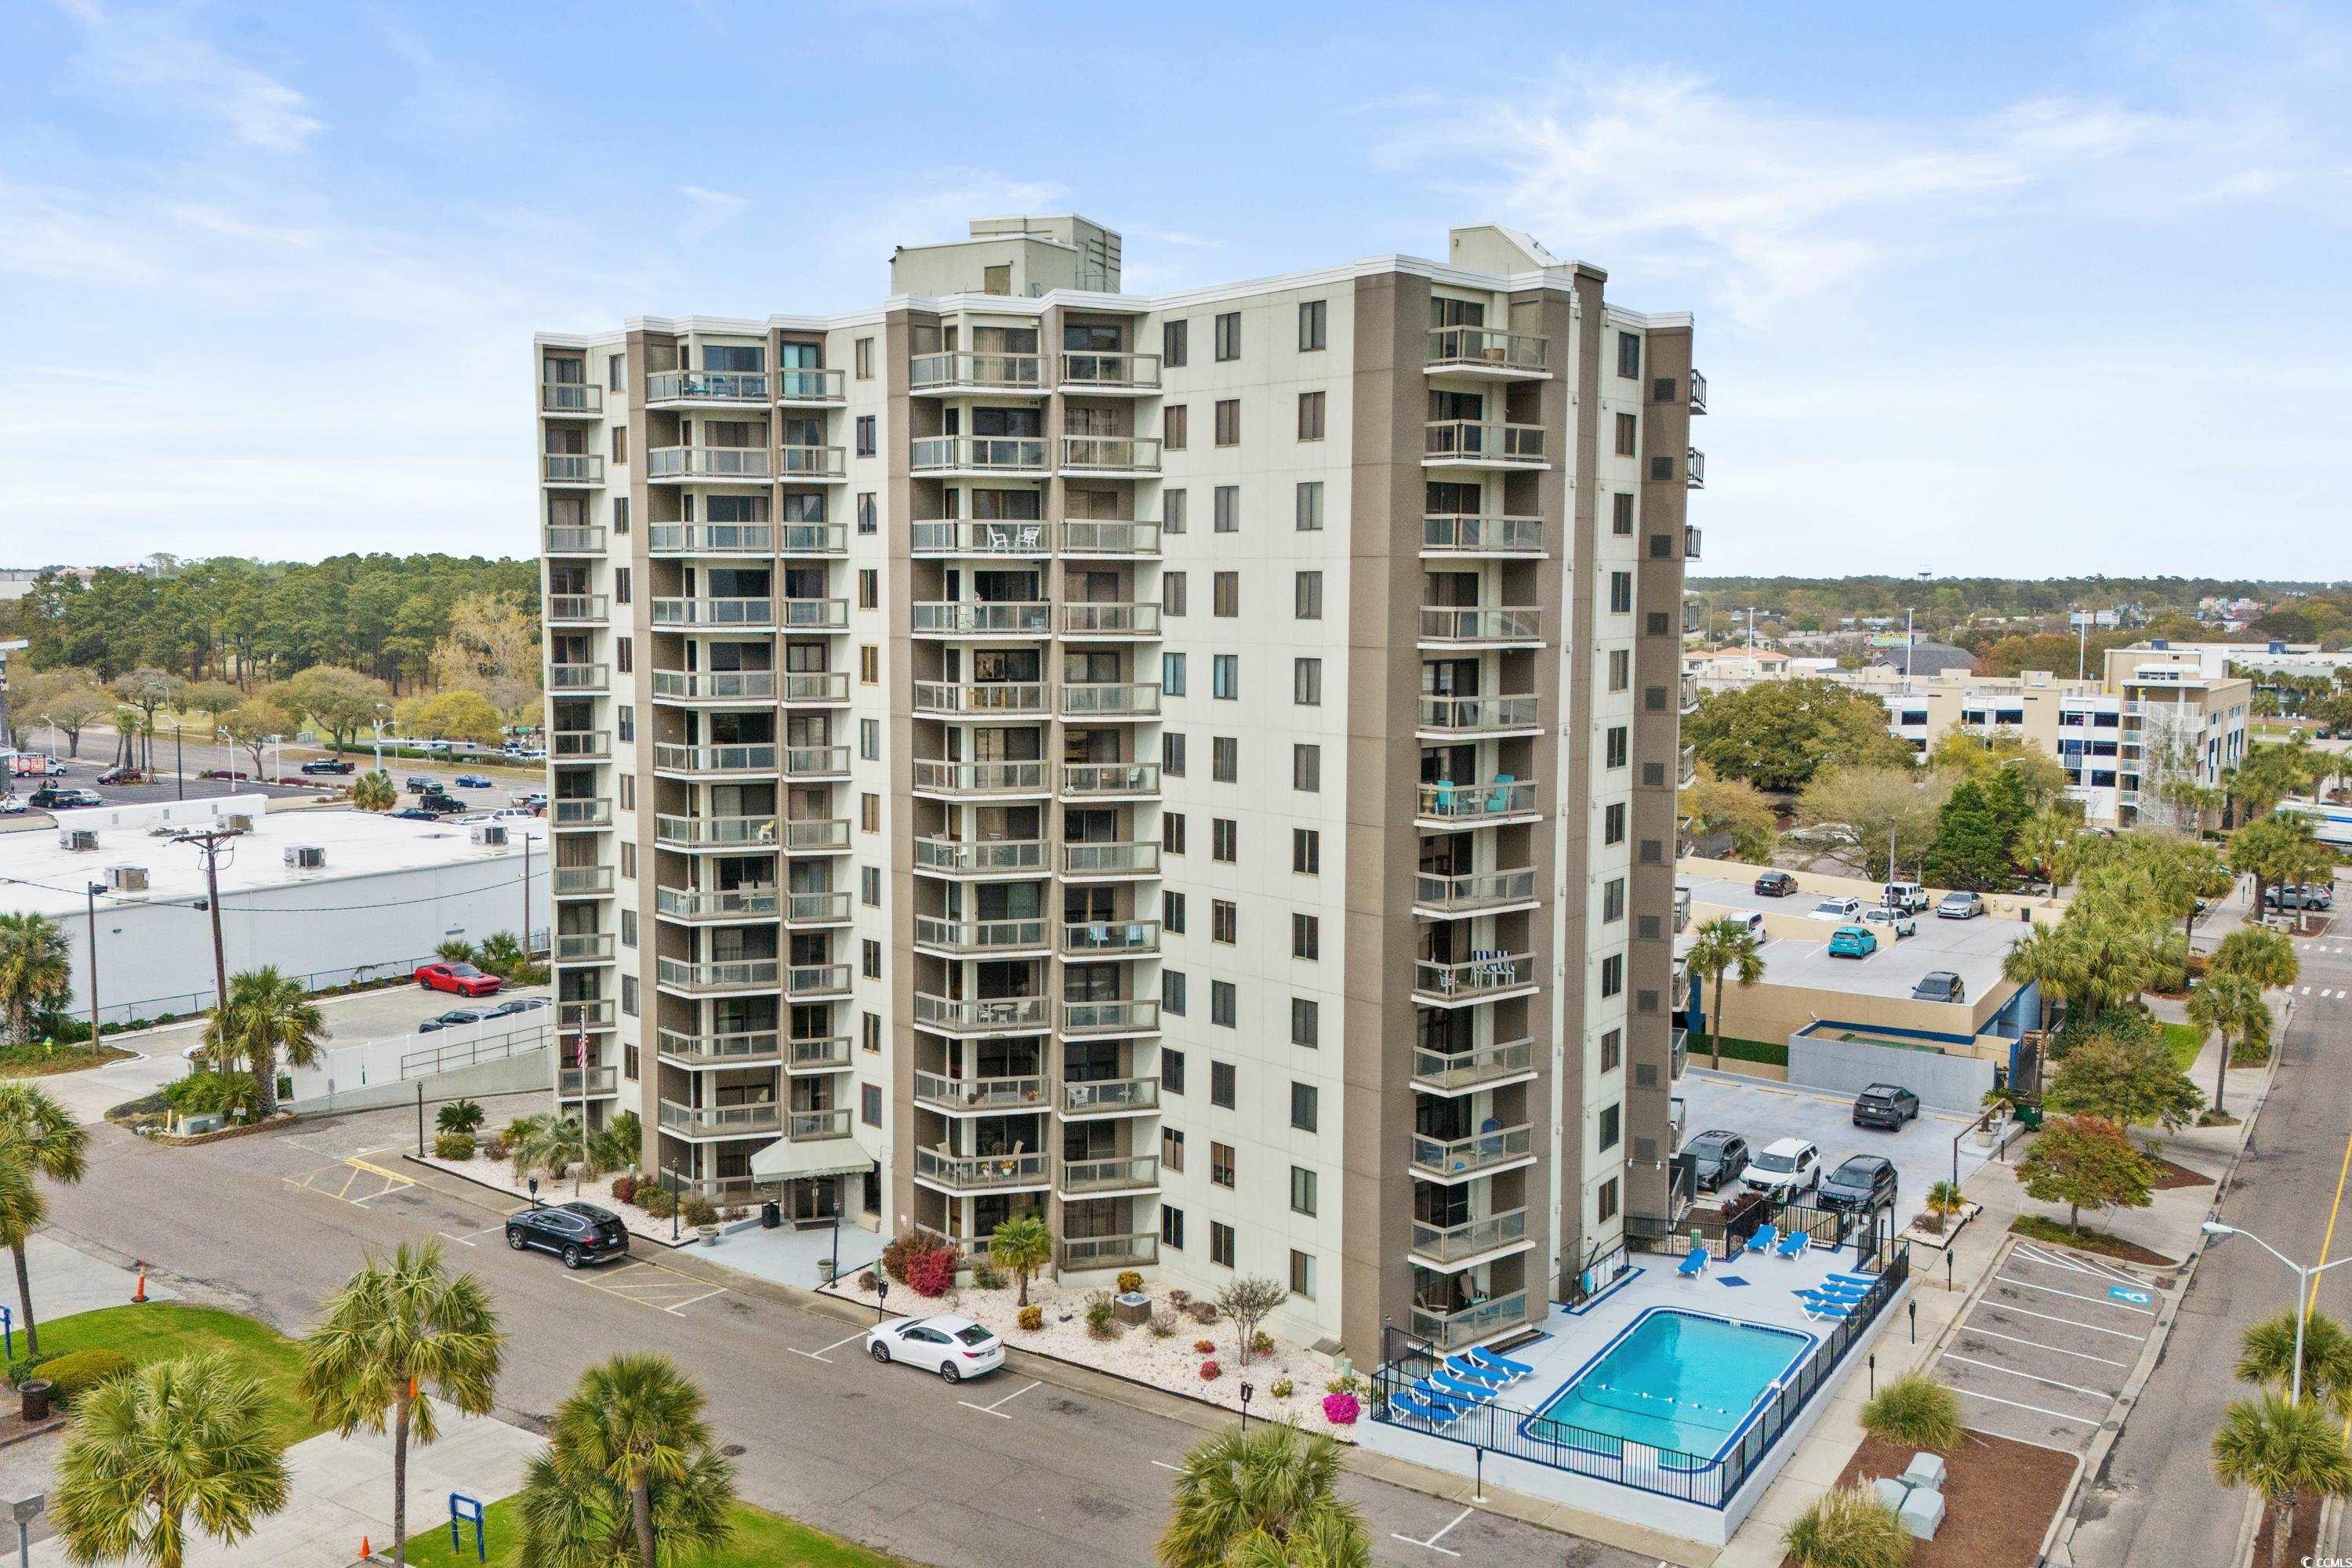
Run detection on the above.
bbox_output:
[85,884,103,1047]
[522,831,533,960]
[173,826,241,1014]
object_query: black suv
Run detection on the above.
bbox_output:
[300,758,355,775]
[1820,1155,1898,1214]
[417,790,466,815]
[1754,869,1798,898]
[1686,1129,1751,1192]
[506,1201,630,1269]
[28,786,103,810]
[1853,1083,1921,1129]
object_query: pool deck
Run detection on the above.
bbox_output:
[1362,1233,1907,1548]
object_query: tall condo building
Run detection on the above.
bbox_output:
[534,216,1704,1359]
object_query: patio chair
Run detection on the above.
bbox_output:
[1798,1296,1853,1323]
[1431,780,1459,815]
[1748,1223,1781,1256]
[1475,1116,1504,1161]
[1442,1354,1509,1390]
[1390,1390,1459,1428]
[1828,1271,1881,1289]
[1486,773,1516,812]
[1430,1370,1494,1406]
[1465,1345,1536,1380]
[1810,1279,1871,1298]
[1775,1229,1810,1259]
[1413,1383,1477,1422]
[1677,1245,1709,1279]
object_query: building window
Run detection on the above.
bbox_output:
[1212,899,1237,945]
[855,337,873,379]
[1600,1028,1621,1073]
[1645,684,1668,713]
[1214,311,1240,361]
[1161,1126,1185,1173]
[1298,299,1327,350]
[1297,390,1325,441]
[1164,812,1187,855]
[607,354,625,391]
[1290,1165,1317,1214]
[1212,736,1237,782]
[1650,455,1675,482]
[1610,571,1633,613]
[1162,1204,1186,1251]
[1613,492,1634,535]
[1647,611,1671,636]
[862,938,882,979]
[861,865,880,906]
[619,908,637,948]
[619,975,638,1017]
[618,774,635,811]
[1163,319,1189,367]
[1600,953,1623,998]
[1599,1102,1621,1152]
[1606,726,1628,768]
[1292,829,1319,875]
[1291,913,1319,960]
[612,426,628,463]
[1211,1058,1236,1105]
[1214,399,1240,446]
[614,566,631,605]
[1617,330,1641,379]
[1604,801,1626,844]
[1214,485,1239,532]
[1608,648,1630,691]
[1163,969,1187,1015]
[1214,572,1239,617]
[1291,997,1319,1048]
[1211,1142,1236,1189]
[861,1083,882,1127]
[1163,404,1189,451]
[1162,731,1187,777]
[1163,891,1186,934]
[615,704,634,743]
[1597,1178,1618,1224]
[1614,412,1636,456]
[1289,1249,1316,1299]
[1603,877,1625,923]
[1293,659,1321,706]
[1162,1048,1186,1095]
[1292,742,1319,792]
[615,635,633,673]
[855,415,876,457]
[1294,481,1323,531]
[1212,817,1237,861]
[1294,571,1323,619]
[612,495,630,533]
[1212,655,1238,699]
[861,792,880,832]
[1162,650,1186,695]
[1210,1221,1235,1269]
[1163,489,1186,533]
[857,492,877,534]
[619,841,635,880]
[859,715,879,757]
[862,1011,882,1052]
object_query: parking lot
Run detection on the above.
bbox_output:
[1678,1065,1992,1232]
[1932,1236,2157,1451]
[2,742,542,822]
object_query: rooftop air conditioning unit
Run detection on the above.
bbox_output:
[223,814,256,833]
[106,865,149,894]
[59,829,97,852]
[284,845,325,870]
[470,824,509,848]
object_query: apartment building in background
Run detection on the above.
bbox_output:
[534,216,1702,1359]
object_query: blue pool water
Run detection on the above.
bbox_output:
[1523,1309,1813,1461]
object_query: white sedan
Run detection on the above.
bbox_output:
[866,1313,1005,1382]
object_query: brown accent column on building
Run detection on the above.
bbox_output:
[622,327,662,1173]
[884,309,920,1236]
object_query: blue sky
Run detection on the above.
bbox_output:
[4,0,2347,577]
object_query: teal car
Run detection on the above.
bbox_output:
[1826,924,1878,959]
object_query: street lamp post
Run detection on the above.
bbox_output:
[2202,1221,2352,1402]
[84,884,104,1049]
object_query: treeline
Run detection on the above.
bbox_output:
[1686,575,2350,646]
[1,554,541,691]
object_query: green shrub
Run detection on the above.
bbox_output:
[1017,1305,1044,1332]
[1250,1330,1274,1356]
[971,1263,1006,1290]
[1781,1483,1910,1568]
[6,1356,46,1388]
[162,1069,259,1119]
[38,1348,132,1405]
[638,1186,677,1219]
[432,1131,475,1160]
[1694,1033,1791,1068]
[435,1099,485,1135]
[1116,1270,1144,1294]
[1269,1376,1294,1399]
[609,1173,637,1205]
[1086,1298,1120,1339]
[1862,1372,1962,1454]
[681,1196,720,1229]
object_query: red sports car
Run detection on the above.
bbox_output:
[414,961,503,998]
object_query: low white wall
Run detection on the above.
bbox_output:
[287,1017,553,1106]
[1788,1032,1994,1112]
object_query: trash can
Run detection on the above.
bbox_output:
[20,1379,53,1422]
[760,1201,781,1229]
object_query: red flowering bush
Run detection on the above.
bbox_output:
[1322,1392,1360,1426]
[1199,1359,1221,1380]
[608,1173,637,1204]
[904,1245,960,1298]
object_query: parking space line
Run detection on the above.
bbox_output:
[662,1287,725,1316]
[2011,1243,2146,1286]
[1943,1354,2117,1402]
[1391,1504,1475,1558]
[570,1259,728,1316]
[1994,1275,2158,1315]
[957,1378,1040,1418]
[790,1331,867,1363]
[1150,1460,1182,1472]
[1976,1301,2149,1341]
[1958,1326,2132,1369]
[1952,1385,2107,1425]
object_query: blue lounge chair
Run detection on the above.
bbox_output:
[1391,1391,1459,1427]
[1749,1223,1780,1256]
[1431,1370,1494,1404]
[1414,1385,1476,1421]
[1829,1272,1882,1290]
[1465,1345,1535,1380]
[1443,1355,1509,1389]
[1677,1245,1708,1278]
[1798,1296,1853,1323]
[1775,1229,1809,1258]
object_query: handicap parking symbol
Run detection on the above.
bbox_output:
[2108,1284,2154,1306]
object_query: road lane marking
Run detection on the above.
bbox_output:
[957,1378,1040,1418]
[1151,1460,1183,1472]
[1974,1301,2150,1341]
[1943,1354,2117,1402]
[1957,1326,2132,1368]
[790,1331,867,1363]
[1994,1276,2158,1315]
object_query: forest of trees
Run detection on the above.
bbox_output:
[1687,575,2352,649]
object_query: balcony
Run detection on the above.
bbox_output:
[785,963,852,998]
[1410,1207,1532,1269]
[1059,683,1160,719]
[1062,1156,1159,1195]
[913,681,1047,718]
[1061,840,1160,879]
[653,887,779,922]
[783,891,853,927]
[911,601,1052,637]
[913,993,1051,1035]
[1421,422,1546,468]
[648,522,771,556]
[1060,763,1159,800]
[645,370,768,406]
[1411,1290,1529,1352]
[1058,1233,1158,1271]
[1425,328,1549,377]
[648,446,769,482]
[1671,1027,1690,1081]
[776,368,847,404]
[1679,743,1698,789]
[1062,920,1160,959]
[1413,952,1537,1006]
[1417,779,1538,825]
[1683,524,1702,561]
[1686,448,1706,489]
[1058,352,1162,392]
[785,1107,855,1141]
[557,1065,619,1098]
[657,1100,783,1139]
[916,837,1047,877]
[1411,1038,1537,1095]
[653,743,777,775]
[1421,515,1541,556]
[1058,520,1160,557]
[1414,868,1538,916]
[783,745,851,781]
[912,760,1050,798]
[779,598,850,631]
[550,797,612,829]
[557,997,615,1030]
[910,436,1047,474]
[1689,368,1708,415]
[914,916,1051,956]
[1062,998,1159,1036]
[543,524,605,554]
[548,662,608,694]
[554,931,615,963]
[1059,435,1161,474]
[542,454,604,485]
[779,445,846,478]
[789,1035,855,1073]
[658,1029,781,1069]
[909,353,1045,396]
[551,866,614,897]
[651,670,776,704]
[549,730,611,760]
[1417,607,1543,647]
[1410,1123,1535,1181]
[913,1147,1052,1193]
[909,520,1053,558]
[782,672,852,705]
[1059,604,1160,639]
[1062,1076,1159,1116]
[655,956,779,994]
[546,593,608,626]
[540,383,604,417]
[781,818,852,853]
[1681,674,1700,715]
[1417,694,1540,736]
[914,1073,1049,1113]
[654,814,775,850]
[652,597,775,629]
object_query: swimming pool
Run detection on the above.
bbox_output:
[1523,1308,1813,1462]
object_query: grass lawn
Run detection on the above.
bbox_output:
[402,1496,907,1568]
[2161,1022,2205,1072]
[31,1304,325,1448]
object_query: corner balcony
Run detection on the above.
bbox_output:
[910,436,1047,476]
[1058,1233,1158,1271]
[1061,840,1160,880]
[1059,683,1160,720]
[556,997,615,1031]
[916,837,1047,877]
[910,520,1053,558]
[554,931,615,963]
[779,445,846,478]
[1059,604,1160,640]
[912,760,1051,800]
[548,730,611,761]
[1411,1290,1530,1352]
[645,370,768,408]
[548,662,609,695]
[657,1029,782,1070]
[557,1065,619,1099]
[1412,952,1537,1007]
[1061,1155,1158,1196]
[648,522,772,557]
[1416,694,1540,739]
[1421,515,1541,557]
[909,353,1046,397]
[913,1072,1049,1115]
[1412,867,1540,917]
[653,742,777,777]
[1689,369,1708,415]
[776,368,847,405]
[1686,448,1706,489]
[1417,607,1543,648]
[543,524,605,554]
[1062,1076,1160,1117]
[542,454,604,486]
[913,993,1051,1036]
[1410,1038,1538,1096]
[551,866,614,898]
[913,681,1047,718]
[1062,920,1160,960]
[1421,422,1546,470]
[550,797,612,829]
[546,593,608,626]
[1058,352,1162,394]
[647,446,769,482]
[651,670,777,705]
[1059,762,1159,800]
[655,956,779,996]
[1057,520,1160,558]
[1683,524,1702,561]
[1410,1207,1534,1270]
[911,601,1052,639]
[652,597,776,630]
[1679,744,1698,789]
[914,916,1051,958]
[1062,998,1159,1037]
[1410,1124,1535,1183]
[1416,778,1539,828]
[913,1147,1052,1195]
[654,887,779,923]
[1059,435,1161,475]
[657,1100,783,1141]
[783,890,853,927]
[540,383,604,417]
[782,745,851,781]
[1681,673,1700,715]
[1425,328,1549,378]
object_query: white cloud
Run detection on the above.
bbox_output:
[678,185,750,238]
[53,0,324,152]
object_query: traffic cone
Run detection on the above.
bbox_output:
[131,1263,147,1305]
[360,1536,370,1561]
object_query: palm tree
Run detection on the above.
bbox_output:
[1157,1421,1370,1568]
[506,1114,586,1184]
[990,1214,1052,1307]
[2239,1309,2352,1415]
[2213,1392,2352,1568]
[2213,927,2300,992]
[0,1082,88,1355]
[1683,918,1765,1071]
[300,1241,504,1568]
[352,769,397,811]
[2187,971,2271,1117]
[0,912,72,1047]
[2002,923,2082,1033]
[517,1354,734,1568]
[2230,812,2327,930]
[201,967,325,1119]
[585,1111,641,1178]
[50,1351,292,1568]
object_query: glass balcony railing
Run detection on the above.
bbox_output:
[789,1035,854,1073]
[656,957,779,993]
[1411,1038,1537,1093]
[1425,327,1548,374]
[911,436,1047,473]
[911,601,1052,636]
[648,522,772,554]
[1417,695,1539,732]
[653,887,780,922]
[912,760,1049,795]
[1422,422,1545,463]
[658,1100,782,1137]
[539,383,603,416]
[1059,763,1159,797]
[783,891,852,925]
[914,916,1049,954]
[550,797,612,828]
[776,367,846,402]
[1062,1076,1159,1115]
[1410,1124,1534,1178]
[1062,998,1160,1035]
[652,597,777,629]
[1061,1156,1159,1193]
[645,370,768,403]
[549,730,611,760]
[1411,1290,1529,1351]
[545,594,608,624]
[779,445,845,477]
[1058,352,1162,390]
[558,1065,619,1097]
[1414,868,1538,913]
[783,745,851,779]
[1058,1233,1159,1269]
[1062,840,1159,877]
[781,672,851,704]
[914,1147,1051,1191]
[784,963,852,996]
[1417,779,1537,819]
[551,866,614,896]
[653,743,777,774]
[1417,607,1543,644]
[1410,1207,1530,1265]
[913,681,1047,716]
[554,932,614,963]
[651,670,777,702]
[557,997,615,1029]
[1059,604,1160,637]
[913,1073,1049,1112]
[1061,920,1160,957]
[909,520,1053,556]
[781,818,851,852]
[1421,515,1541,554]
[915,837,1047,875]
[652,808,774,845]
[1414,953,1536,1000]
[1059,435,1161,472]
[548,662,608,692]
[1057,521,1160,557]
[913,993,1051,1033]
[543,524,604,554]
[542,454,604,484]
[647,446,769,481]
[909,353,1045,394]
[657,1029,781,1068]
[1059,683,1160,717]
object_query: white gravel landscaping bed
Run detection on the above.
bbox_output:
[412,1150,735,1247]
